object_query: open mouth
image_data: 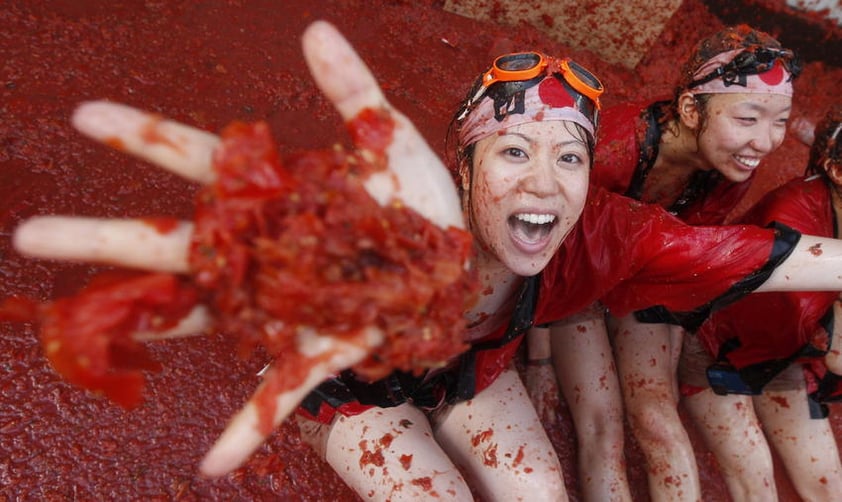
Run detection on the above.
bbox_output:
[508,212,557,246]
[734,154,761,170]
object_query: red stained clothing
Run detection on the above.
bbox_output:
[694,175,840,398]
[300,186,796,423]
[592,102,754,225]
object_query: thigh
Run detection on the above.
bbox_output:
[684,389,775,484]
[433,367,568,502]
[753,369,842,494]
[302,403,474,501]
[612,314,677,405]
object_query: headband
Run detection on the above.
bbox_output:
[458,77,595,150]
[690,49,793,97]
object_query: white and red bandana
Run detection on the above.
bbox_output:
[458,77,595,149]
[691,49,794,97]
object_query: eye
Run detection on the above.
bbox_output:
[503,147,528,160]
[560,152,582,164]
[558,152,588,170]
[735,116,758,125]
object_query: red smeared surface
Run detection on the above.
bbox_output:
[1,0,839,500]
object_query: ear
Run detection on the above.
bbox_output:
[458,159,471,192]
[678,92,701,130]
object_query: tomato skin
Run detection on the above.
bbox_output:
[39,272,200,409]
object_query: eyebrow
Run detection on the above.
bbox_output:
[738,102,792,114]
[500,131,587,149]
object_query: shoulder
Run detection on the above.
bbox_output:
[742,176,832,234]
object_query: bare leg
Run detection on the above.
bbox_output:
[683,389,776,501]
[754,371,842,501]
[551,309,632,501]
[297,403,474,500]
[434,367,568,502]
[612,315,700,501]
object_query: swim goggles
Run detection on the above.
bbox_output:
[688,47,801,89]
[456,52,604,123]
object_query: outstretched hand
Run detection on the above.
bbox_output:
[13,20,466,477]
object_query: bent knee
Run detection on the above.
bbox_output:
[626,404,683,445]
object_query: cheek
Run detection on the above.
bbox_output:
[701,126,738,156]
[559,174,589,230]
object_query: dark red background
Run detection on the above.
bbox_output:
[1,1,840,499]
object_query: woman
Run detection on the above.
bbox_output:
[528,25,800,501]
[681,106,842,501]
[11,21,842,501]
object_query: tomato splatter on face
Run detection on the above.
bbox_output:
[809,242,823,256]
[576,324,586,333]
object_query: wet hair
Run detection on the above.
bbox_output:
[806,105,842,181]
[660,25,792,132]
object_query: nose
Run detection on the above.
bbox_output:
[520,156,558,197]
[750,123,784,154]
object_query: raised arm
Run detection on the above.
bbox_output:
[757,234,842,292]
[11,20,469,478]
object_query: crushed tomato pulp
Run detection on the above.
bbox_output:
[1,109,477,423]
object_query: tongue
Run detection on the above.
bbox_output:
[513,220,549,244]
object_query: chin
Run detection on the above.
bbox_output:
[506,255,553,277]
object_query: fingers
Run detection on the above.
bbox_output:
[13,216,192,273]
[199,326,384,477]
[72,101,220,185]
[133,305,212,341]
[301,21,464,231]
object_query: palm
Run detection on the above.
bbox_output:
[13,21,465,477]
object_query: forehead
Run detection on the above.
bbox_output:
[485,120,586,144]
[707,92,792,113]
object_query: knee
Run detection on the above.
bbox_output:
[626,401,682,446]
[575,409,625,456]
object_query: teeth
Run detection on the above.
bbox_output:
[735,155,760,168]
[516,213,555,225]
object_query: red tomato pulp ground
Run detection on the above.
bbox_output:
[1,1,839,499]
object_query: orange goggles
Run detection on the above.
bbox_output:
[459,51,604,120]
